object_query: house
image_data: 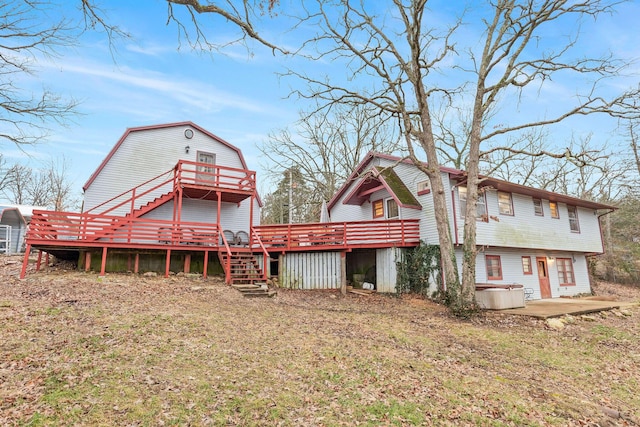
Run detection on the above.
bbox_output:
[327,152,614,300]
[20,125,611,303]
[0,206,27,254]
[21,122,265,282]
[19,123,419,290]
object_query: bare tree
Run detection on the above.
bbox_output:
[153,0,639,314]
[0,156,78,209]
[629,121,640,177]
[1,164,32,205]
[0,1,128,148]
[0,1,77,146]
[259,103,403,221]
[45,156,78,211]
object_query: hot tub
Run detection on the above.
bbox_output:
[475,287,525,310]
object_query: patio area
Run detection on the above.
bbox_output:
[501,297,638,319]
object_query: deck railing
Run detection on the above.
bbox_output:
[27,210,222,248]
[83,161,256,217]
[26,212,420,252]
[176,160,256,193]
[254,219,420,250]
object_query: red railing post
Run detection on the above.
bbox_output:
[100,247,108,276]
[19,245,31,279]
[130,187,137,217]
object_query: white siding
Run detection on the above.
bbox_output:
[454,188,604,253]
[456,248,592,300]
[280,252,342,290]
[84,125,247,216]
[141,197,259,233]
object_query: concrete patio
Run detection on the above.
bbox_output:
[500,297,638,319]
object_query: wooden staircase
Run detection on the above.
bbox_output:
[129,192,175,218]
[219,251,276,298]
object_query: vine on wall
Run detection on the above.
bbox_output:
[396,242,442,298]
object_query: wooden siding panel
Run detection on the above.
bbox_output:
[84,125,246,216]
[140,198,252,235]
[461,248,592,300]
[454,189,604,253]
[280,252,341,290]
[376,247,402,293]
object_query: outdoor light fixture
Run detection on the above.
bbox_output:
[185,145,190,154]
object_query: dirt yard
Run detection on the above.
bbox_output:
[1,254,640,426]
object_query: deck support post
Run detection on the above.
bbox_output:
[45,252,50,269]
[100,247,108,276]
[134,253,139,274]
[36,250,43,272]
[184,254,191,274]
[85,251,91,272]
[203,250,209,279]
[20,245,31,279]
[165,249,171,278]
[340,252,347,296]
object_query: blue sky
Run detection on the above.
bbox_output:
[2,0,639,206]
[2,1,303,202]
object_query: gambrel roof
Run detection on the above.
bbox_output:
[83,121,252,192]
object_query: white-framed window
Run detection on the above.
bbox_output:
[459,186,487,219]
[498,191,514,215]
[196,151,216,182]
[567,205,580,232]
[533,198,544,216]
[386,198,399,218]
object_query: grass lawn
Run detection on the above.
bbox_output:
[1,256,639,426]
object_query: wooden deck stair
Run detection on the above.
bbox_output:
[219,251,275,297]
[83,191,177,242]
[129,192,175,218]
[231,283,277,298]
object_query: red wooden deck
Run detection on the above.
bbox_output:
[24,212,419,253]
[20,160,420,281]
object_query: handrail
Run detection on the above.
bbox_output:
[176,160,256,192]
[251,227,270,281]
[218,225,233,283]
[254,219,420,249]
[84,168,175,215]
[84,161,257,218]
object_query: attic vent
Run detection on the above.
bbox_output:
[184,128,194,139]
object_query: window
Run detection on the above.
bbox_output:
[522,256,532,275]
[498,191,514,215]
[557,258,575,285]
[549,201,559,219]
[459,186,487,219]
[486,255,503,280]
[567,205,580,232]
[533,198,543,216]
[386,198,399,218]
[417,180,431,195]
[196,151,216,182]
[372,199,384,218]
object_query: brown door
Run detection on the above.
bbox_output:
[536,257,552,299]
